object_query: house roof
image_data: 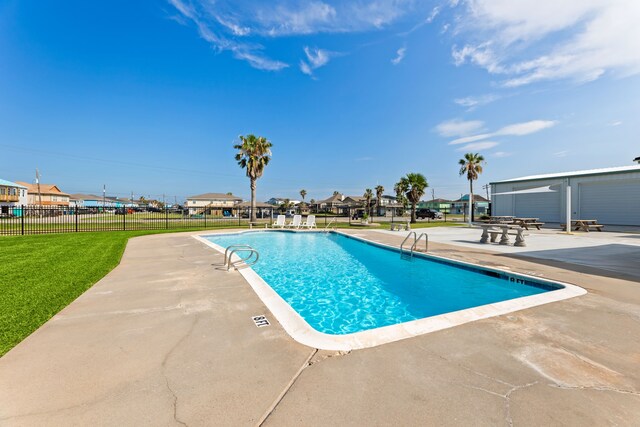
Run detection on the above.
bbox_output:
[424,198,451,203]
[455,194,489,202]
[187,192,242,201]
[490,164,640,184]
[236,201,272,208]
[0,179,27,189]
[317,194,344,204]
[15,182,69,196]
[69,193,104,201]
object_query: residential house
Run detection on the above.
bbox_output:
[376,195,404,216]
[69,194,116,209]
[15,181,70,207]
[266,197,301,206]
[186,192,243,215]
[0,179,28,216]
[419,198,452,213]
[313,193,346,214]
[451,194,489,215]
[236,201,273,218]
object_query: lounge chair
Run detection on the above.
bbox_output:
[286,214,302,229]
[301,215,316,229]
[272,215,286,228]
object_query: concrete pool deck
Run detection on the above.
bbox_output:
[1,228,639,425]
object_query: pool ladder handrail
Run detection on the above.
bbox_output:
[224,244,260,271]
[400,231,428,258]
[324,218,337,231]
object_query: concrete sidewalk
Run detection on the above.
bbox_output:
[1,229,639,426]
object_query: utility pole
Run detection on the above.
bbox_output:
[103,184,106,211]
[35,169,43,208]
[431,188,435,201]
[482,184,490,201]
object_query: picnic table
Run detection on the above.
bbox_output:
[479,224,527,247]
[479,216,515,224]
[513,217,545,230]
[561,219,604,232]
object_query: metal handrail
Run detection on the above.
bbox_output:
[400,231,417,256]
[324,218,337,231]
[411,232,428,254]
[226,247,259,271]
[224,244,252,265]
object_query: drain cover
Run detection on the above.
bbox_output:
[252,315,270,327]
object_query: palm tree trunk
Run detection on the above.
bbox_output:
[411,201,417,223]
[250,178,257,222]
[468,179,474,226]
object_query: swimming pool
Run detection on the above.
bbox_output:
[197,231,585,350]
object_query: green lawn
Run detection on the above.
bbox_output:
[0,229,215,356]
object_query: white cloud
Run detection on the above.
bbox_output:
[451,0,640,86]
[492,151,513,158]
[609,120,623,126]
[448,120,557,144]
[554,150,569,157]
[453,93,499,109]
[496,120,556,136]
[168,0,423,71]
[435,119,485,137]
[300,46,333,76]
[168,0,289,71]
[426,6,440,23]
[456,141,499,151]
[391,47,407,65]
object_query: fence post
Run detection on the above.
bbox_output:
[239,208,241,227]
[21,205,25,235]
[75,206,78,232]
[204,209,207,228]
[123,208,126,231]
[165,206,169,229]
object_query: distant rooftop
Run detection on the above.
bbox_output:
[0,179,27,188]
[187,193,242,201]
[491,164,640,184]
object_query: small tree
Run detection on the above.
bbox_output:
[395,173,428,223]
[300,189,307,201]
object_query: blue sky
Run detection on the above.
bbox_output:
[1,0,638,202]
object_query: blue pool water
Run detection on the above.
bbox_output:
[206,231,559,335]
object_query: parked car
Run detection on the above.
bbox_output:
[416,208,443,220]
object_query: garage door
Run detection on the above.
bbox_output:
[514,190,561,222]
[579,180,640,225]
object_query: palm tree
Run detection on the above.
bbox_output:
[375,185,384,216]
[459,153,485,226]
[300,189,307,201]
[395,173,428,223]
[234,134,272,222]
[363,188,373,218]
[333,190,340,196]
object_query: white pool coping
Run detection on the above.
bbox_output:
[193,230,586,351]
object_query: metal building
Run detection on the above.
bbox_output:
[490,165,640,226]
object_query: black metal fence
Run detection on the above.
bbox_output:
[0,205,264,235]
[0,204,461,236]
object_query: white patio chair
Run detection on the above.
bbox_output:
[286,215,302,229]
[272,215,286,228]
[301,215,316,229]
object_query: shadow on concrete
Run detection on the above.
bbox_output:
[499,244,640,282]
